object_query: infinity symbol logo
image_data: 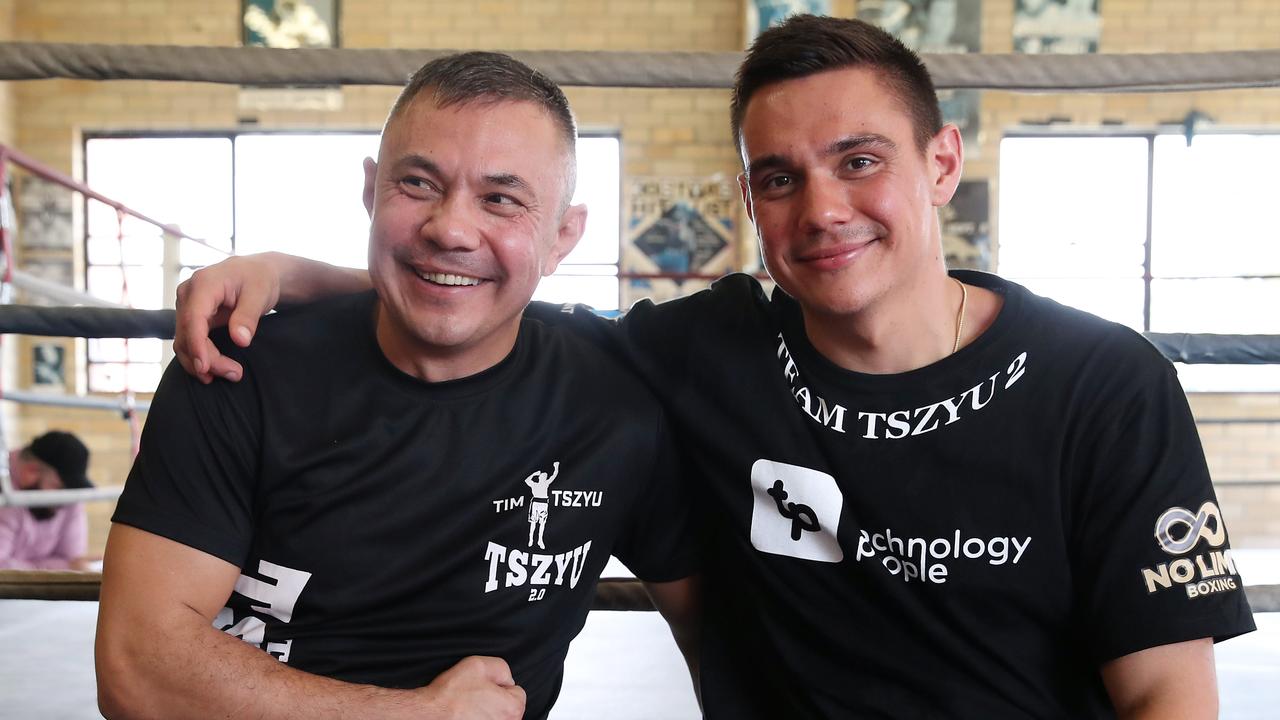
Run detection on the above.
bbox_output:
[1154,501,1225,555]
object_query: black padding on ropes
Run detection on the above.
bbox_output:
[0,305,175,338]
[1144,333,1280,365]
[1,305,1279,365]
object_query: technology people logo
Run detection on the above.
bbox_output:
[749,459,843,563]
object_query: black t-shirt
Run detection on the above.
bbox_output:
[113,291,697,720]
[527,270,1256,719]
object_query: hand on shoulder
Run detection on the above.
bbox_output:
[173,253,286,384]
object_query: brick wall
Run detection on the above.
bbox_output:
[3,0,1279,551]
[0,2,16,475]
[1189,394,1280,547]
[0,0,13,147]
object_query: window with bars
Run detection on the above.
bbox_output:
[83,132,622,392]
[997,132,1280,391]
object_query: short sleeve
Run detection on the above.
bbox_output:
[610,410,701,583]
[111,353,262,567]
[1068,341,1255,662]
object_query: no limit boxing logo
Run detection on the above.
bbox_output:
[749,460,843,563]
[1155,501,1226,555]
[1141,501,1240,599]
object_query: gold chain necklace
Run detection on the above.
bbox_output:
[952,277,967,355]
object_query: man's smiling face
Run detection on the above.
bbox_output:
[365,93,582,378]
[739,66,959,322]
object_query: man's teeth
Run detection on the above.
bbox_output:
[421,272,481,286]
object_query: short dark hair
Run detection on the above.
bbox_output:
[730,14,943,155]
[387,51,578,204]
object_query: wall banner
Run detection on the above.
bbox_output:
[623,176,737,307]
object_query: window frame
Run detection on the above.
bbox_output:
[999,127,1280,392]
[80,129,624,393]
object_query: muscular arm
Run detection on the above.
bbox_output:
[643,576,702,708]
[96,524,524,720]
[174,252,370,383]
[1100,639,1217,720]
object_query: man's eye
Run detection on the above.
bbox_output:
[763,175,792,190]
[485,193,520,207]
[846,157,874,171]
[402,177,434,192]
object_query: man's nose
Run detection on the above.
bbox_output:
[798,174,854,234]
[421,193,482,251]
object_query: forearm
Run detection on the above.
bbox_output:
[643,577,702,704]
[97,615,422,720]
[1113,685,1217,720]
[1102,639,1217,720]
[267,252,371,306]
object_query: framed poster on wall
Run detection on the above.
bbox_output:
[856,0,981,54]
[745,0,832,44]
[243,0,338,49]
[1013,0,1101,54]
[623,176,737,307]
[858,0,984,153]
[941,180,990,271]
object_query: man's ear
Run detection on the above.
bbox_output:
[543,204,588,276]
[737,171,757,226]
[928,124,964,207]
[362,157,377,217]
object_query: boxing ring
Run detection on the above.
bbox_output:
[2,126,1279,610]
[2,40,1280,614]
[0,33,1275,719]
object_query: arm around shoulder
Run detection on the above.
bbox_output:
[173,252,371,384]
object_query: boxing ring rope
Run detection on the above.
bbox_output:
[0,142,198,511]
[0,569,1272,613]
[1,43,1279,92]
[3,304,1279,365]
[0,570,666,609]
[0,143,228,258]
[0,487,124,508]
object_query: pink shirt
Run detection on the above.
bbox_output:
[1,451,88,569]
[0,502,88,569]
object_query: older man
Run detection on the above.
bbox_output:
[96,52,697,720]
[175,15,1254,720]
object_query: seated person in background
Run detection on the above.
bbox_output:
[95,51,698,720]
[0,430,93,570]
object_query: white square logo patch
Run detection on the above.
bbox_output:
[749,459,844,563]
